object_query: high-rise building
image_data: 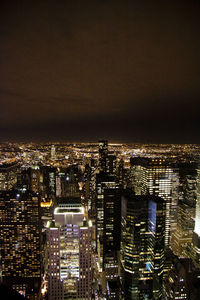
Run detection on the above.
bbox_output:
[95,174,120,262]
[0,161,19,191]
[106,154,117,174]
[40,166,56,199]
[99,140,108,173]
[163,253,200,299]
[47,202,92,299]
[0,189,41,299]
[129,157,148,195]
[83,159,98,217]
[123,194,165,300]
[171,163,197,257]
[56,166,81,199]
[171,200,195,258]
[103,187,121,280]
[189,163,200,268]
[129,157,173,246]
[117,158,125,189]
[95,172,121,296]
[31,167,41,193]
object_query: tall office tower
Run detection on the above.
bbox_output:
[106,154,117,174]
[31,167,41,193]
[147,159,173,247]
[83,163,91,210]
[129,157,148,195]
[65,165,81,198]
[56,165,81,199]
[189,162,200,268]
[47,203,92,300]
[83,159,97,215]
[95,173,120,266]
[103,187,121,281]
[99,140,108,172]
[48,167,56,198]
[17,167,31,190]
[170,168,180,235]
[123,195,165,300]
[0,189,41,299]
[0,161,19,191]
[89,159,98,217]
[51,145,56,160]
[56,169,65,198]
[40,166,56,199]
[95,172,121,296]
[129,157,173,246]
[120,193,128,274]
[117,158,125,189]
[171,199,195,258]
[171,163,197,257]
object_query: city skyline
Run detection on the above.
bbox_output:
[0,141,200,298]
[1,0,200,143]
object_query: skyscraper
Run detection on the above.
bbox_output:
[0,189,41,299]
[171,163,197,257]
[0,161,19,191]
[95,174,120,263]
[123,194,165,299]
[190,163,200,268]
[99,140,108,173]
[47,202,92,299]
[31,167,41,193]
[95,172,121,297]
[129,157,173,246]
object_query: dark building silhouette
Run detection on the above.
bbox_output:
[95,172,121,295]
[163,252,200,299]
[56,165,81,199]
[99,140,108,173]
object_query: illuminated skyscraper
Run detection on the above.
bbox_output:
[47,203,92,299]
[95,172,121,297]
[129,158,148,195]
[129,157,173,246]
[103,187,121,280]
[190,163,200,268]
[41,166,56,199]
[171,200,194,258]
[0,189,41,299]
[56,165,81,199]
[31,167,41,193]
[0,161,19,191]
[99,140,108,173]
[106,154,117,174]
[117,158,125,189]
[95,173,120,267]
[123,195,165,300]
[171,163,197,257]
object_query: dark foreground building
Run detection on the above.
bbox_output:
[0,189,41,299]
[122,194,165,299]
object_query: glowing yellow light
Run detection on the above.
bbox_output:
[40,199,52,207]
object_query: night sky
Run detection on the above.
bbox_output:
[1,0,200,143]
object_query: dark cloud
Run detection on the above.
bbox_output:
[0,0,200,142]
